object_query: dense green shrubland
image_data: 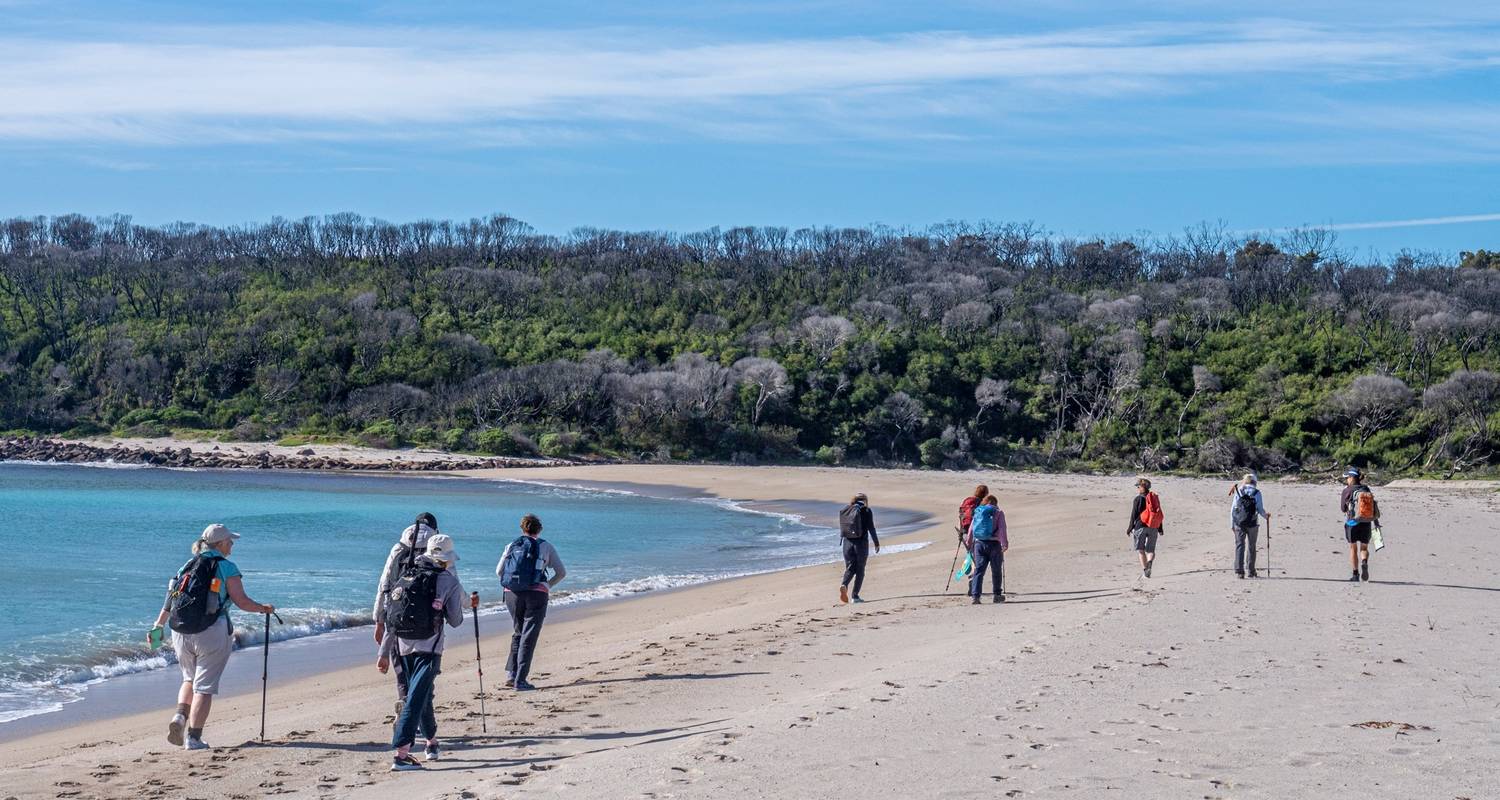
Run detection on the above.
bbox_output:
[2,214,1496,476]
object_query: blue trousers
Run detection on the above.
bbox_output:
[970,540,1004,598]
[390,652,441,749]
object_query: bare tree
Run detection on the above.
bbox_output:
[1330,374,1414,446]
[733,357,789,424]
[797,315,856,364]
[1176,365,1222,445]
[973,377,1012,427]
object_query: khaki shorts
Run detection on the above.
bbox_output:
[173,617,233,695]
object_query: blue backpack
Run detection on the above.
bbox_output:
[971,505,997,541]
[500,536,548,592]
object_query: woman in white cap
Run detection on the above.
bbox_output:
[149,524,275,751]
[377,533,466,771]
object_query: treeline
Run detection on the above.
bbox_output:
[2,213,1498,476]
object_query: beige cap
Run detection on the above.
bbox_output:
[426,533,459,564]
[200,523,241,545]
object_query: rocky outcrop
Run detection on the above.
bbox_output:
[0,437,563,472]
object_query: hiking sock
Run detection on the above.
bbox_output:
[188,727,203,740]
[176,703,190,718]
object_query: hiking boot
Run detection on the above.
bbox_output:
[993,595,1005,604]
[1348,571,1361,582]
[971,596,982,605]
[167,713,186,746]
[503,676,515,689]
[423,743,440,762]
[390,755,424,772]
[1235,571,1244,579]
[839,585,849,604]
[1144,564,1152,578]
[184,736,210,751]
[1360,561,1369,581]
[514,680,537,692]
[1248,569,1259,578]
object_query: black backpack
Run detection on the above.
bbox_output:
[499,536,547,592]
[383,546,445,640]
[168,554,224,635]
[1233,489,1259,528]
[839,503,867,540]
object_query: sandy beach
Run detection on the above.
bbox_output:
[5,464,1498,799]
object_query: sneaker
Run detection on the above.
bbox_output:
[1348,571,1361,582]
[184,736,210,751]
[167,713,186,746]
[851,596,865,604]
[1361,562,1369,581]
[503,676,515,689]
[390,755,424,772]
[971,596,982,605]
[1144,564,1152,578]
[994,595,1006,604]
[839,585,849,604]
[1235,571,1244,579]
[423,743,440,762]
[514,680,537,692]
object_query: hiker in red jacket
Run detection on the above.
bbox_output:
[1128,478,1165,578]
[957,484,989,547]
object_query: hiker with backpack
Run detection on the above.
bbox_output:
[373,513,438,721]
[838,492,880,604]
[965,494,1008,604]
[1229,474,1272,578]
[958,484,988,542]
[1340,468,1381,582]
[1127,478,1165,578]
[377,533,466,771]
[496,514,567,692]
[149,524,275,751]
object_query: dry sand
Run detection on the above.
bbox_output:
[5,465,1498,799]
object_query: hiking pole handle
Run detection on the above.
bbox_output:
[470,591,479,610]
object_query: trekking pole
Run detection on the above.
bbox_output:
[943,528,963,593]
[1267,522,1272,577]
[260,610,283,742]
[471,592,487,733]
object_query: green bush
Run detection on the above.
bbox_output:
[538,431,582,457]
[918,437,946,468]
[357,420,402,449]
[815,445,845,465]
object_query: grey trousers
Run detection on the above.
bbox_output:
[1233,525,1259,573]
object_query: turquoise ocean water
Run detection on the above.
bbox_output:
[0,462,840,724]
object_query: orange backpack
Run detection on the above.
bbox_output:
[1140,492,1164,529]
[1351,488,1377,523]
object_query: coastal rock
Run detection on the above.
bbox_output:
[0,436,575,473]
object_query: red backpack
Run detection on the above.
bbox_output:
[1140,492,1164,529]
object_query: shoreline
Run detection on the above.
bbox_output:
[0,469,925,741]
[9,434,1500,486]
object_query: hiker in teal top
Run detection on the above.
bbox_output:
[150,524,274,752]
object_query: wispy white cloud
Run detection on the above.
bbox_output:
[0,19,1496,158]
[1259,212,1500,233]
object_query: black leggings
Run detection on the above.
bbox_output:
[841,538,869,595]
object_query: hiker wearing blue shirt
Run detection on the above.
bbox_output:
[150,524,275,752]
[1228,474,1271,578]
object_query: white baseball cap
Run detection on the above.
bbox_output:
[200,523,241,545]
[425,533,459,564]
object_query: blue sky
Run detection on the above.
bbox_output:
[2,1,1498,256]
